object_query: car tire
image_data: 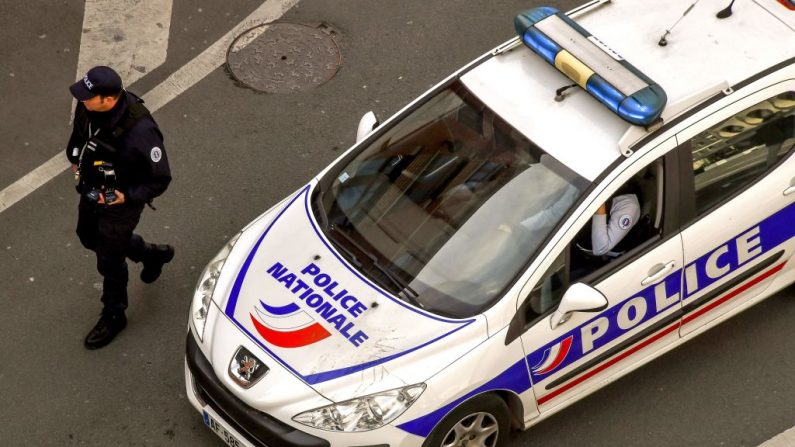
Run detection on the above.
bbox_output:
[422,393,511,447]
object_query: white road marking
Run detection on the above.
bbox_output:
[0,0,299,214]
[0,155,71,211]
[144,0,297,112]
[758,426,795,447]
[77,0,173,87]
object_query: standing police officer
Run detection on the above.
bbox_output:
[67,66,174,350]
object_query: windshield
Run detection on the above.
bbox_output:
[317,80,588,317]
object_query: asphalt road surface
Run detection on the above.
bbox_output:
[1,1,794,446]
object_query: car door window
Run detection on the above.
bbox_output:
[687,91,795,216]
[569,158,665,283]
[515,140,684,408]
[524,156,667,323]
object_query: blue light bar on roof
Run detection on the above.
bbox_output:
[515,7,667,126]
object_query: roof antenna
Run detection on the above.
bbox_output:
[555,83,578,102]
[658,0,701,46]
[716,0,735,19]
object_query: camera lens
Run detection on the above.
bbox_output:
[86,189,100,202]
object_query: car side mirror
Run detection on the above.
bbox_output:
[550,283,608,329]
[356,111,379,143]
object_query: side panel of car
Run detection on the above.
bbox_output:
[524,238,684,410]
[675,81,795,336]
[515,75,795,429]
[395,329,535,441]
[517,137,686,414]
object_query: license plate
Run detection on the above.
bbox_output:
[202,407,254,447]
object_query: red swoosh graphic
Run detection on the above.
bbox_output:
[777,0,795,11]
[536,335,573,375]
[250,314,331,348]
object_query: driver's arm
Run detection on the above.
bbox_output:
[591,194,640,256]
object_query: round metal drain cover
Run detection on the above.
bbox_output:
[226,23,341,93]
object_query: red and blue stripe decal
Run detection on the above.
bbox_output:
[398,201,795,438]
[250,300,332,348]
[531,335,574,375]
[777,0,795,11]
[223,185,474,385]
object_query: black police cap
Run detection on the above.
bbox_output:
[69,66,123,101]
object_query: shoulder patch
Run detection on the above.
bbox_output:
[150,146,163,162]
[618,214,633,230]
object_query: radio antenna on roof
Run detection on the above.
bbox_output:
[658,0,701,46]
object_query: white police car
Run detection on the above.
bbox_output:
[185,1,795,446]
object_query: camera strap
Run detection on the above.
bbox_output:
[76,123,101,180]
[110,100,151,140]
[76,96,151,176]
[75,94,157,208]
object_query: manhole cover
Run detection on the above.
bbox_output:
[226,22,341,93]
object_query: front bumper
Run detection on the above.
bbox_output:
[185,333,330,447]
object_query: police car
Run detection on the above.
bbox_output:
[185,1,795,446]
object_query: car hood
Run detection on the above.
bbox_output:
[215,184,482,397]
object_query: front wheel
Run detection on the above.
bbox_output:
[422,394,510,447]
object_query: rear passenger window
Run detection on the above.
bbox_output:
[687,91,795,215]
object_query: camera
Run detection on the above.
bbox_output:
[85,162,117,204]
[85,186,116,204]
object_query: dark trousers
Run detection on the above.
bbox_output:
[76,196,147,315]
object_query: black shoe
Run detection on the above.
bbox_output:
[84,313,127,350]
[141,244,175,284]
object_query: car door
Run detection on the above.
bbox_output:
[511,139,686,414]
[677,83,795,337]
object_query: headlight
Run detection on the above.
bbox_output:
[292,384,426,432]
[191,232,242,341]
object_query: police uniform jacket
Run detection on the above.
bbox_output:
[66,91,171,205]
[590,193,641,256]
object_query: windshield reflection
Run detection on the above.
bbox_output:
[318,80,588,317]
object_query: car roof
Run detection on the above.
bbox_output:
[461,0,795,181]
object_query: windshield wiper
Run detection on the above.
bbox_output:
[327,225,421,306]
[313,185,370,272]
[370,258,422,306]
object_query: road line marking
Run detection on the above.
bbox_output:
[77,0,173,87]
[144,0,297,112]
[0,154,71,211]
[758,426,795,447]
[0,0,299,215]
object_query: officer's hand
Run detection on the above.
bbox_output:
[100,190,125,205]
[71,164,78,173]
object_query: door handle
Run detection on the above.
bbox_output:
[784,185,795,196]
[641,261,676,286]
